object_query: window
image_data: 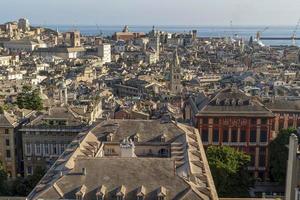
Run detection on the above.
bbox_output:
[231,130,238,142]
[96,195,104,200]
[5,139,10,146]
[213,118,219,124]
[202,118,208,124]
[261,118,268,125]
[279,120,284,130]
[27,166,33,175]
[240,130,246,142]
[249,147,256,167]
[35,144,41,155]
[60,144,65,153]
[6,150,11,158]
[7,171,12,178]
[223,129,229,143]
[4,129,9,134]
[258,172,265,181]
[117,196,124,200]
[58,120,67,126]
[213,129,219,143]
[44,144,49,155]
[297,120,300,128]
[250,129,257,143]
[288,120,294,127]
[260,130,268,143]
[53,144,57,155]
[251,118,257,125]
[158,149,168,157]
[76,194,84,200]
[25,143,32,155]
[201,129,208,142]
[258,147,266,168]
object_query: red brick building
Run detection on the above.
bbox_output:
[265,99,300,134]
[195,88,275,180]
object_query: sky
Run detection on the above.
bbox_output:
[1,0,300,26]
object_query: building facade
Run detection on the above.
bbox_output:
[97,43,111,63]
[0,113,19,178]
[265,99,300,134]
[20,107,88,176]
[195,88,275,180]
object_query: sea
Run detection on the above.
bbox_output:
[43,25,300,47]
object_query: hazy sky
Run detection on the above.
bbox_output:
[1,0,300,26]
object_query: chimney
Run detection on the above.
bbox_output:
[82,168,86,175]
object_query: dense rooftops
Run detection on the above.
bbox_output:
[197,88,274,117]
[27,119,218,200]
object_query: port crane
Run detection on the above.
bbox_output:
[291,18,300,46]
[256,27,269,41]
[95,24,103,37]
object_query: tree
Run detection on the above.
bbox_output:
[206,146,254,197]
[269,128,297,185]
[12,166,46,196]
[0,161,9,196]
[16,85,43,111]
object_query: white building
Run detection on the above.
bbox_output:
[98,43,111,63]
[0,56,12,66]
[7,72,23,80]
[30,75,47,85]
[4,39,46,52]
[35,47,86,59]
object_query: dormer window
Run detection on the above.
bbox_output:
[96,185,106,200]
[76,185,86,200]
[106,133,113,142]
[231,99,236,106]
[238,99,243,105]
[116,185,126,200]
[157,186,167,200]
[224,98,230,105]
[136,185,146,200]
[160,134,167,143]
[215,98,221,105]
[134,133,140,143]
